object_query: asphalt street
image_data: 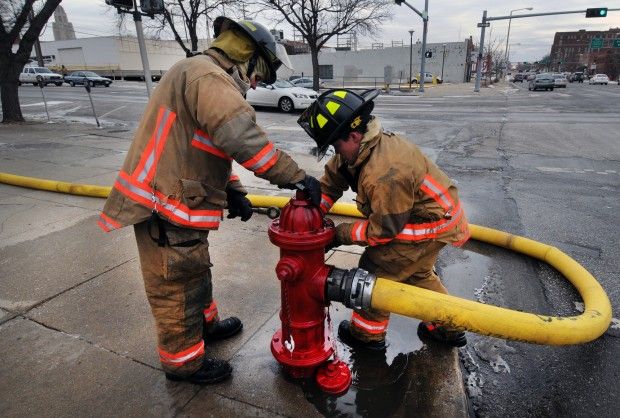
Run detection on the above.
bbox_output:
[9,80,620,417]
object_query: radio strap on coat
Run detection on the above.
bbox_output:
[147,212,201,248]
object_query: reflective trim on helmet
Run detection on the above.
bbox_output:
[326,101,341,115]
[316,114,328,128]
[240,20,257,31]
[333,90,348,99]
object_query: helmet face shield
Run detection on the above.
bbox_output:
[274,43,293,72]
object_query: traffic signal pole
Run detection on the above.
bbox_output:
[419,0,429,93]
[106,0,162,98]
[133,5,154,97]
[474,7,620,92]
[395,0,429,93]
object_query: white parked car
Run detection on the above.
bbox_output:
[588,74,609,85]
[552,73,568,88]
[19,66,64,86]
[411,72,442,84]
[246,79,319,112]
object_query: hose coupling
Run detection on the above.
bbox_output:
[326,267,376,310]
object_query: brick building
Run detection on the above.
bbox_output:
[549,28,620,79]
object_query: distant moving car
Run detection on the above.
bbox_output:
[528,73,555,91]
[512,73,525,82]
[245,79,319,112]
[290,77,325,89]
[19,66,64,86]
[569,72,584,83]
[552,73,568,88]
[411,72,442,84]
[588,74,609,85]
[64,71,113,87]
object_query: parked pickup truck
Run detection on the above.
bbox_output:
[19,66,64,86]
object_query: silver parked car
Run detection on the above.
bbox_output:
[528,74,555,91]
[552,73,568,88]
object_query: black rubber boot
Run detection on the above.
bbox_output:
[165,357,232,384]
[417,321,467,347]
[204,316,243,343]
[338,320,386,351]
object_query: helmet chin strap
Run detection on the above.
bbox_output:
[246,50,259,79]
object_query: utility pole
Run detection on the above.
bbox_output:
[205,0,211,45]
[441,44,446,80]
[409,30,414,88]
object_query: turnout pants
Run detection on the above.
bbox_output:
[134,219,220,376]
[350,240,449,342]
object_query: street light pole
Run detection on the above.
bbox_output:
[504,7,533,76]
[419,0,429,93]
[409,29,414,88]
[441,44,446,80]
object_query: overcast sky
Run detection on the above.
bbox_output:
[40,0,620,62]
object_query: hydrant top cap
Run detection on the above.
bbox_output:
[276,194,325,234]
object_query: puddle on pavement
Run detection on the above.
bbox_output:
[293,244,494,416]
[298,306,422,417]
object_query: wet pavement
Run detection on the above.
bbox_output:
[3,80,619,416]
[0,121,467,417]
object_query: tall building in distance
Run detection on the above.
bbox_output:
[52,5,76,41]
[549,28,620,78]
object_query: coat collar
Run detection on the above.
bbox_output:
[348,117,382,169]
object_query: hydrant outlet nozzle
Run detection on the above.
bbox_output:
[326,267,376,310]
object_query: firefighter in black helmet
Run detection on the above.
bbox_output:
[298,89,380,160]
[298,88,470,350]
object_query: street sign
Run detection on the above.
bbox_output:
[477,22,490,27]
[590,38,604,49]
[613,39,620,48]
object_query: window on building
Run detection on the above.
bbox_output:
[318,65,333,80]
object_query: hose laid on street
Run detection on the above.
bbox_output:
[0,172,612,345]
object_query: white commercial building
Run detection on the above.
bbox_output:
[284,40,473,85]
[37,36,203,79]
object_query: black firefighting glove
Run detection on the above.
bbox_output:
[226,188,253,221]
[325,233,342,253]
[280,175,322,207]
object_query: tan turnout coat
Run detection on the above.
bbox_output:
[319,119,470,249]
[98,50,305,232]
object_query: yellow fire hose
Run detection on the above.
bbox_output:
[0,172,612,345]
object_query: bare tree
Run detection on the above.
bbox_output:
[142,0,239,57]
[252,0,392,91]
[0,0,61,123]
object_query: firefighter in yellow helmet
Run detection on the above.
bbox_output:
[298,89,470,349]
[98,17,321,385]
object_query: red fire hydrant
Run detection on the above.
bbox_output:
[268,190,352,395]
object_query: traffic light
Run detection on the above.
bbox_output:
[141,0,165,14]
[424,51,432,58]
[105,0,133,9]
[585,8,608,18]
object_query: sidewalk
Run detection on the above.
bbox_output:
[0,122,468,417]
